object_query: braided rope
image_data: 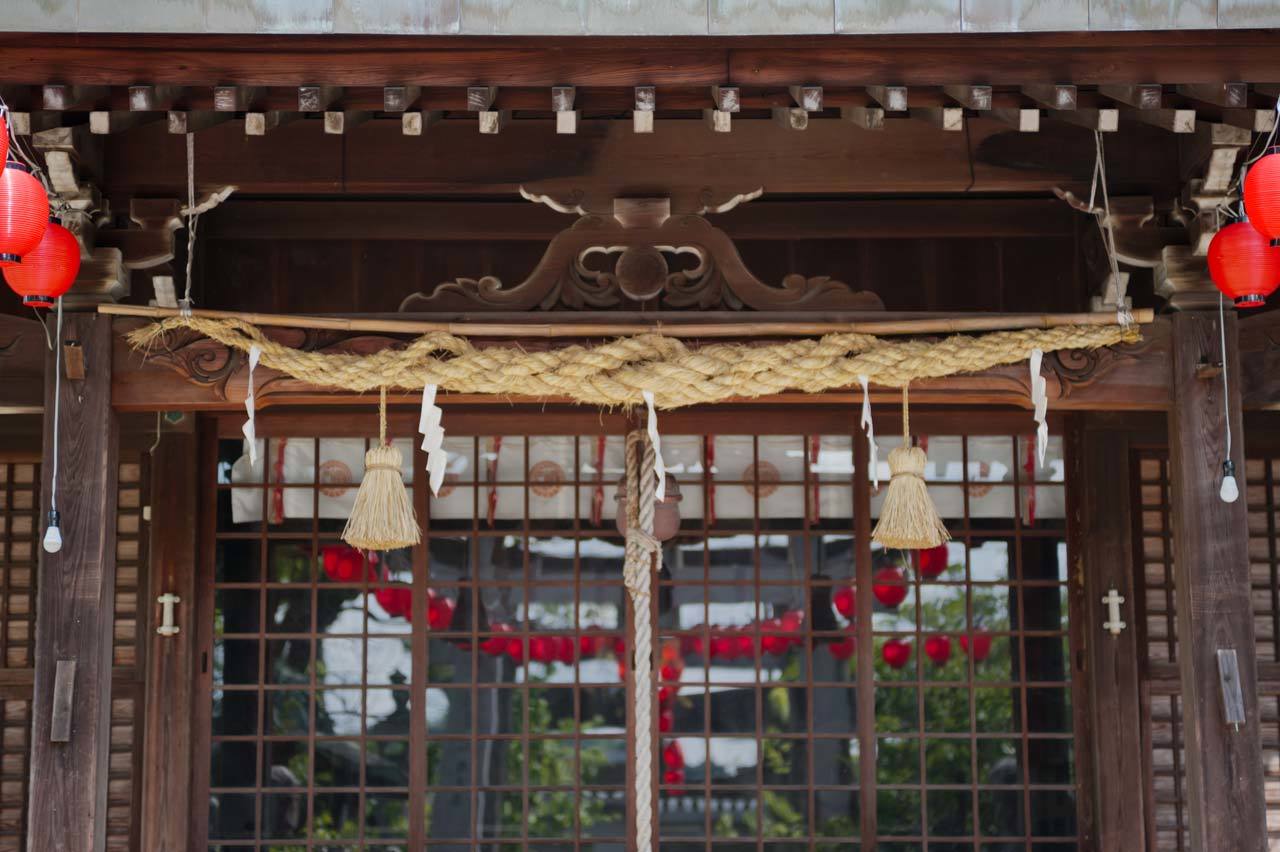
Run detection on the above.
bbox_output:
[624,430,658,849]
[127,316,1139,409]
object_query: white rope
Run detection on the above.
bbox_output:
[181,132,199,316]
[1093,130,1133,329]
[624,430,658,851]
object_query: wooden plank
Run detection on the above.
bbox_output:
[1167,311,1267,852]
[1070,417,1147,852]
[102,116,1185,205]
[139,431,196,852]
[197,197,1080,242]
[1021,83,1077,110]
[0,314,46,412]
[0,33,1275,87]
[28,314,119,852]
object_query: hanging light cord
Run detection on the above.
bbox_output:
[49,297,62,516]
[1220,293,1233,461]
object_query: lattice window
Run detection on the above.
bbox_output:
[202,427,1080,850]
[1134,449,1280,852]
[0,461,38,671]
[109,453,148,852]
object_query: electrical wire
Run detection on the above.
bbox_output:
[49,297,61,515]
[1220,293,1232,460]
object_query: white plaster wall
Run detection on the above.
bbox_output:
[3,0,1278,33]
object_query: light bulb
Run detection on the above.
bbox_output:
[42,510,62,554]
[1220,460,1240,504]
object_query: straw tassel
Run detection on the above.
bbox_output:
[871,385,949,550]
[342,387,421,551]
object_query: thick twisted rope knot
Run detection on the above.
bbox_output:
[127,316,1140,409]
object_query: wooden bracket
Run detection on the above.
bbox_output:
[50,659,76,742]
[62,341,85,380]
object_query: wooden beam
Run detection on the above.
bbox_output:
[28,314,119,852]
[127,84,183,111]
[42,84,107,111]
[382,85,420,112]
[992,107,1040,132]
[1167,311,1267,852]
[552,86,577,135]
[166,110,230,134]
[1124,108,1196,133]
[400,109,443,136]
[1071,416,1148,852]
[139,429,196,852]
[1099,84,1163,109]
[1050,107,1119,132]
[633,85,655,134]
[244,110,296,136]
[0,314,45,412]
[943,84,991,110]
[841,105,884,130]
[102,117,1186,205]
[1021,83,1077,110]
[912,106,963,131]
[298,84,341,112]
[866,85,908,111]
[323,110,370,134]
[88,110,161,135]
[707,84,739,132]
[1176,82,1248,108]
[212,84,260,112]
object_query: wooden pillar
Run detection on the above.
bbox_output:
[1167,310,1267,852]
[27,313,119,852]
[1069,415,1146,851]
[140,428,196,852]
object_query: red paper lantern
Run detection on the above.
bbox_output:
[959,632,992,662]
[833,586,856,618]
[1207,221,1280,308]
[2,216,77,308]
[924,635,952,665]
[0,113,9,167]
[917,544,949,579]
[0,163,48,266]
[873,566,908,608]
[881,639,912,669]
[1244,147,1280,243]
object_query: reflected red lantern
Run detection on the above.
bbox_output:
[321,544,364,582]
[881,639,912,669]
[0,163,48,266]
[662,741,684,770]
[374,586,412,621]
[554,636,575,665]
[924,635,952,665]
[828,635,856,661]
[959,632,992,662]
[1244,148,1280,243]
[1207,221,1280,308]
[426,593,454,630]
[833,586,856,618]
[917,544,949,579]
[873,566,908,608]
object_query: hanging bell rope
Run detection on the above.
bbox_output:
[871,384,950,550]
[623,430,658,851]
[341,387,421,551]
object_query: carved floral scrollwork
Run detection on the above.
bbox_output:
[399,213,883,313]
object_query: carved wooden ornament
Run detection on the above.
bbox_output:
[399,214,883,313]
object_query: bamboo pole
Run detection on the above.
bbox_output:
[98,303,1153,338]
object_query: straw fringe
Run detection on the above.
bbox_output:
[342,444,421,551]
[872,445,950,550]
